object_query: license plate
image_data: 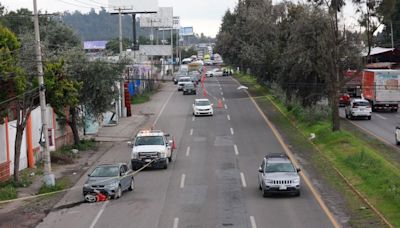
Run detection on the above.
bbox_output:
[360,108,365,111]
[279,185,287,190]
[145,159,152,163]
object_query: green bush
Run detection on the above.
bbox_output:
[0,182,17,201]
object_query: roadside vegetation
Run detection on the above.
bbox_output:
[130,90,157,105]
[38,176,71,195]
[51,139,97,165]
[235,73,400,227]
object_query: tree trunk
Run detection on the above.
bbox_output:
[13,125,24,182]
[68,107,80,147]
[330,86,340,132]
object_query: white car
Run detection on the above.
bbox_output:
[193,99,214,116]
[206,69,223,77]
[177,77,192,91]
[395,127,400,145]
[345,98,372,120]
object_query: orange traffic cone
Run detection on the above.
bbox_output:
[217,99,223,108]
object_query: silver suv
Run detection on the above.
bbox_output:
[258,154,301,197]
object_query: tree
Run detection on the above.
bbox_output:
[0,25,37,182]
[106,38,132,54]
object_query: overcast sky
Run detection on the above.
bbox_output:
[2,0,360,37]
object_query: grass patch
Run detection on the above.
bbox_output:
[235,73,400,227]
[131,90,156,104]
[0,181,17,201]
[38,177,70,195]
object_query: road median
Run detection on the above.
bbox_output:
[234,73,399,227]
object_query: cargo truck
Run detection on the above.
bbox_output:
[362,69,400,112]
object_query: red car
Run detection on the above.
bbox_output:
[339,94,350,106]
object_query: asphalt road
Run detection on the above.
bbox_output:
[339,108,400,147]
[36,70,335,228]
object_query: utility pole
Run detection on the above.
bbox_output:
[33,0,54,186]
[391,20,394,49]
[118,8,126,118]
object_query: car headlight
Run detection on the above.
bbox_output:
[83,183,89,188]
[264,179,273,184]
[132,152,138,159]
[105,182,118,189]
[293,177,300,184]
[159,151,166,158]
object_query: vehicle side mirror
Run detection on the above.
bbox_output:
[297,168,301,173]
[127,141,133,148]
[258,167,263,173]
[165,133,170,137]
[87,174,91,177]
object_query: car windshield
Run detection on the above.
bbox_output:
[265,163,295,173]
[90,166,119,177]
[196,100,210,106]
[353,101,369,107]
[135,136,164,146]
[179,78,191,82]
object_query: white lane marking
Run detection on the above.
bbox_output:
[89,201,109,228]
[190,128,193,135]
[222,97,225,101]
[180,174,186,189]
[224,104,228,109]
[227,115,231,121]
[192,116,195,121]
[240,172,247,187]
[153,89,175,126]
[234,144,239,155]
[173,217,179,228]
[250,216,257,228]
[186,147,190,157]
[375,114,387,120]
[221,92,224,95]
[230,128,234,135]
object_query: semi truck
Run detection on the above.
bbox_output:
[362,69,400,112]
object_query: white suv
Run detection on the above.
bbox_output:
[193,99,214,116]
[345,98,372,120]
[130,130,173,170]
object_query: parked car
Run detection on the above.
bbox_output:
[345,98,372,120]
[183,83,196,95]
[130,130,173,170]
[83,163,134,200]
[177,77,192,91]
[258,154,301,197]
[193,98,214,116]
[339,94,350,107]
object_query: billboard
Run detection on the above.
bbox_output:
[140,7,173,28]
[108,0,158,14]
[173,16,180,30]
[179,27,194,36]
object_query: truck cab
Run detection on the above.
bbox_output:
[130,130,174,170]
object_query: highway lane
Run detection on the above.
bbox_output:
[217,75,334,228]
[339,108,400,147]
[37,71,336,228]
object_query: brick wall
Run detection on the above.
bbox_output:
[0,161,10,182]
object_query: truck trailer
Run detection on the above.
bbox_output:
[362,69,400,112]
